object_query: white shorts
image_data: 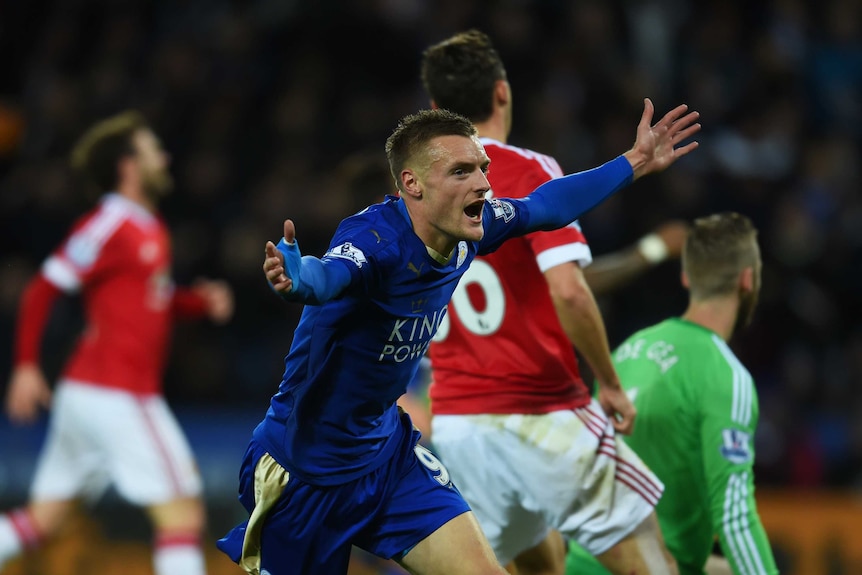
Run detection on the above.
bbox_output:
[31,380,203,506]
[431,400,663,565]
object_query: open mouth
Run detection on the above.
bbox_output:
[464,200,484,222]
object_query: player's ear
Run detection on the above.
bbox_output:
[494,80,510,107]
[739,266,754,294]
[680,270,690,289]
[430,100,440,110]
[400,169,422,199]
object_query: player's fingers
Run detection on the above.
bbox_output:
[673,141,700,158]
[671,110,700,131]
[273,278,293,293]
[283,219,296,244]
[638,97,654,129]
[673,122,701,144]
[656,103,689,128]
[265,241,278,258]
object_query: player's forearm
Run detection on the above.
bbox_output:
[547,266,620,388]
[524,156,633,232]
[14,275,62,366]
[582,247,651,296]
[717,517,778,575]
[711,471,779,575]
[276,239,352,304]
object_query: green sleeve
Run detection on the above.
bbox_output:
[700,359,778,575]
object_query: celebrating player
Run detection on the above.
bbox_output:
[217,102,698,575]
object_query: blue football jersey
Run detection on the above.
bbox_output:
[254,195,530,485]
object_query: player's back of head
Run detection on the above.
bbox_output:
[420,29,506,123]
[683,212,759,300]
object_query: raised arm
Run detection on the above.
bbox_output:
[264,219,353,305]
[524,99,700,232]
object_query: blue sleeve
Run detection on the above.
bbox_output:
[275,238,353,305]
[522,155,633,232]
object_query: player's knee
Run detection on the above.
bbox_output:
[29,499,76,538]
[146,496,207,533]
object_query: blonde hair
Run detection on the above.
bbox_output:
[682,212,759,300]
[70,110,148,194]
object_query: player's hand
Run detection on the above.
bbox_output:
[264,219,296,294]
[193,279,234,324]
[653,219,690,260]
[597,384,636,435]
[624,98,700,180]
[5,364,52,425]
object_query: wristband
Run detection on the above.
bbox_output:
[637,233,669,264]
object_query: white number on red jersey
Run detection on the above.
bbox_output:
[433,259,505,342]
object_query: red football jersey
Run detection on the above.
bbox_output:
[428,138,593,414]
[40,194,175,394]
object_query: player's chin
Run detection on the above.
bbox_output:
[461,222,484,242]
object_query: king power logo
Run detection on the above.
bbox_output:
[378,305,447,362]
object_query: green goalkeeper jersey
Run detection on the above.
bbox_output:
[566,318,777,575]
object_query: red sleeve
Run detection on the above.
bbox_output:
[171,286,209,320]
[14,275,63,366]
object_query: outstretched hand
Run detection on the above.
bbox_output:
[264,219,296,294]
[624,98,700,180]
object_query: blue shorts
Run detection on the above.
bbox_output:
[217,417,470,575]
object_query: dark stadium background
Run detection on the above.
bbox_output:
[0,1,860,573]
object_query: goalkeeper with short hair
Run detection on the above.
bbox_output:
[567,212,778,575]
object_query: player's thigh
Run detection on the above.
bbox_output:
[431,414,550,565]
[555,402,663,557]
[512,529,566,575]
[30,382,111,503]
[595,512,677,575]
[398,511,508,575]
[355,439,472,562]
[103,394,203,505]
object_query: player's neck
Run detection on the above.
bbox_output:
[473,113,508,143]
[682,296,740,341]
[116,183,157,213]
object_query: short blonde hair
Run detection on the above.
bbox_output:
[683,212,759,300]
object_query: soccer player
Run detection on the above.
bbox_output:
[216,103,699,575]
[565,212,778,575]
[421,29,680,574]
[0,110,234,575]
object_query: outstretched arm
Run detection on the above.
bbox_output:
[264,219,352,305]
[524,99,700,232]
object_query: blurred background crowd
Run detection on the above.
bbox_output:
[0,0,860,525]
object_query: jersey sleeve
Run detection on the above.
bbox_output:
[700,356,778,575]
[41,208,125,293]
[511,155,593,270]
[319,216,391,296]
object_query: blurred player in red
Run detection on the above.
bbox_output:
[422,30,686,574]
[0,110,233,575]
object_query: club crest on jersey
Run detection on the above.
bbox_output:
[719,428,752,464]
[326,242,367,268]
[488,198,515,223]
[456,241,468,269]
